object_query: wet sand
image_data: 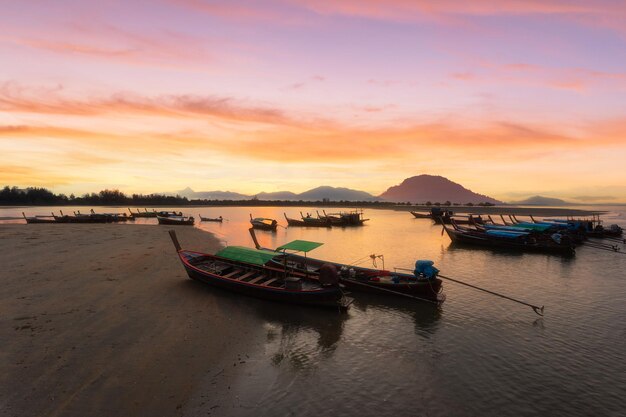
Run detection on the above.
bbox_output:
[0,224,265,417]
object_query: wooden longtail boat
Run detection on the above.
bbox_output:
[410,211,431,219]
[441,220,575,256]
[247,229,445,302]
[250,214,278,231]
[199,215,223,222]
[22,212,57,224]
[317,209,369,226]
[157,215,194,225]
[168,231,352,310]
[284,212,331,227]
[51,211,108,223]
[128,208,158,218]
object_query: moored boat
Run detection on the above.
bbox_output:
[157,215,194,225]
[199,215,223,222]
[250,214,278,231]
[22,212,57,224]
[168,231,352,310]
[246,229,445,302]
[128,208,158,218]
[317,209,369,227]
[284,212,331,228]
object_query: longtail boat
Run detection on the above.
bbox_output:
[247,229,444,302]
[22,212,57,224]
[199,215,223,222]
[168,231,352,310]
[157,215,194,225]
[441,220,575,256]
[317,209,369,226]
[410,211,431,219]
[250,214,278,231]
[284,212,331,228]
[128,208,158,218]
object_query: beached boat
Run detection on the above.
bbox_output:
[22,212,57,224]
[168,231,352,310]
[441,220,575,256]
[250,214,278,231]
[246,229,444,302]
[157,215,194,225]
[284,212,331,228]
[51,210,108,223]
[199,215,223,222]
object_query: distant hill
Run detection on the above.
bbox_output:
[177,187,249,200]
[175,186,379,202]
[255,191,299,200]
[510,195,571,206]
[298,186,379,202]
[379,175,501,204]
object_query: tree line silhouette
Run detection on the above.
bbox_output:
[0,186,497,207]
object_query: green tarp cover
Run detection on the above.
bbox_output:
[276,240,323,252]
[215,246,278,266]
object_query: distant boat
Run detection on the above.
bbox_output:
[284,212,331,228]
[168,231,352,310]
[317,209,368,226]
[199,215,223,222]
[250,214,278,231]
[22,212,57,224]
[128,208,158,218]
[157,215,195,226]
[409,210,431,219]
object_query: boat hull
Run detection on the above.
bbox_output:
[178,252,349,309]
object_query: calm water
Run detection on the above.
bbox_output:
[3,206,626,416]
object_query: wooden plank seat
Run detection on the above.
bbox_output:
[222,269,243,278]
[235,271,255,281]
[247,275,268,285]
[260,278,277,286]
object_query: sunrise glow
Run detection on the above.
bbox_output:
[1,0,625,202]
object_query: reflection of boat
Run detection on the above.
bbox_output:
[284,212,331,228]
[199,215,223,222]
[157,215,194,225]
[22,212,57,224]
[168,231,353,310]
[250,214,278,231]
[246,229,444,303]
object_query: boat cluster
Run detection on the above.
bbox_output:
[423,211,624,256]
[23,210,136,224]
[253,209,369,231]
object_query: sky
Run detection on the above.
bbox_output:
[1,0,625,203]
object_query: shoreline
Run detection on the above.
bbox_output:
[0,224,269,417]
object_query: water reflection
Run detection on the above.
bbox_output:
[351,293,442,337]
[253,302,348,372]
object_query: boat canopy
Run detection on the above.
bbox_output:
[216,246,278,266]
[276,240,323,253]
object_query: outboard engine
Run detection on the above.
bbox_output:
[414,260,439,280]
[319,264,340,287]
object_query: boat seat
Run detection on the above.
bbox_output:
[247,275,267,285]
[235,271,255,281]
[222,269,242,278]
[260,278,277,286]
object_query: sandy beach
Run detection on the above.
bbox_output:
[0,224,267,417]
